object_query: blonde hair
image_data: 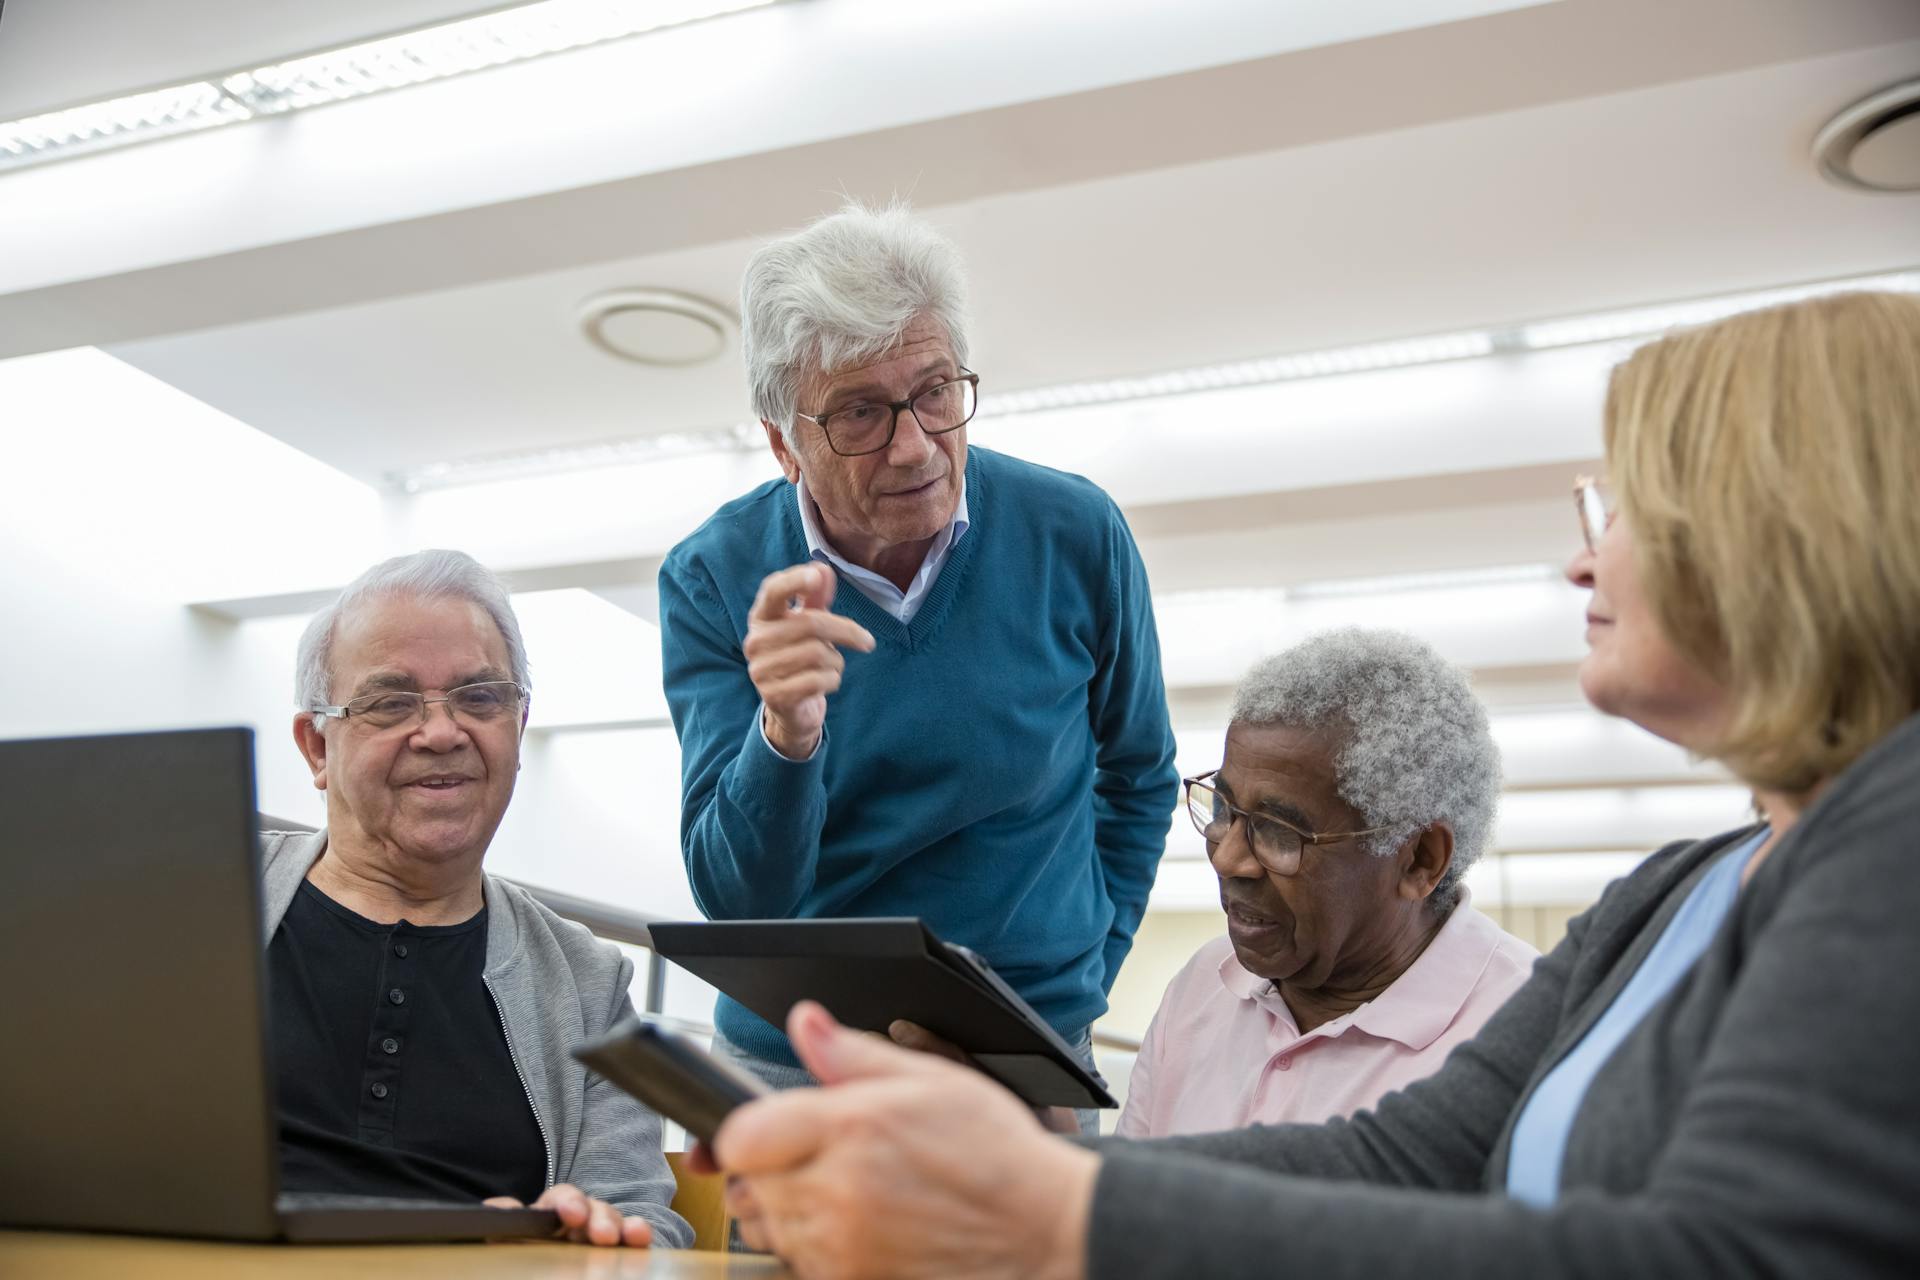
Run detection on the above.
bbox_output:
[1604,290,1920,794]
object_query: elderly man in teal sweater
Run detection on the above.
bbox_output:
[658,203,1177,1116]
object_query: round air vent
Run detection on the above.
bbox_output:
[579,289,735,367]
[1813,78,1920,193]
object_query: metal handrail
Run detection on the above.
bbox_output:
[254,818,1144,1047]
[500,877,676,1013]
[499,878,667,948]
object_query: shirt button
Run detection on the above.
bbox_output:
[388,988,405,1005]
[370,1083,389,1100]
[382,1038,400,1055]
[1277,1056,1292,1071]
[393,944,409,958]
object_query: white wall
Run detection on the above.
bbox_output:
[0,349,380,820]
[0,347,722,1027]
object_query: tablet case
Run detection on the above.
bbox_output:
[648,918,1117,1109]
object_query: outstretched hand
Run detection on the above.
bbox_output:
[697,1000,1098,1280]
[744,564,876,760]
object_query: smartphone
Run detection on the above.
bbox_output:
[572,1018,772,1145]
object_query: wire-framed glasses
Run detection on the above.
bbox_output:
[313,680,527,731]
[1183,771,1391,876]
[1574,474,1614,552]
[796,372,980,457]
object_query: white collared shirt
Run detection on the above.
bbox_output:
[794,474,970,625]
[757,474,972,763]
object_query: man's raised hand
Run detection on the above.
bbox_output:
[744,564,876,760]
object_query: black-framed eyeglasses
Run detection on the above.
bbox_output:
[1573,474,1614,553]
[313,680,528,731]
[1183,771,1391,877]
[795,372,980,457]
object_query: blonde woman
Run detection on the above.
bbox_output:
[693,290,1920,1280]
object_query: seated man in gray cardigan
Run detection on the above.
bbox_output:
[263,548,689,1249]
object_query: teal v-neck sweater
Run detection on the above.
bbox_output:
[659,447,1178,1065]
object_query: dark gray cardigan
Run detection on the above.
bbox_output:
[1089,711,1920,1278]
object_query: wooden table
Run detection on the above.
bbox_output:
[0,1230,791,1278]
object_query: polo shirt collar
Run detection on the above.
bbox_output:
[1213,887,1502,1051]
[1349,888,1502,1049]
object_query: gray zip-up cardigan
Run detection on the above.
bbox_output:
[261,831,692,1248]
[1089,710,1920,1278]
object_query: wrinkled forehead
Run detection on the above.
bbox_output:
[1220,721,1347,794]
[330,593,510,692]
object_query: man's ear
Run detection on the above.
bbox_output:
[292,713,330,793]
[764,420,804,486]
[1398,821,1455,903]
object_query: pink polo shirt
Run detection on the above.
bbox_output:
[1117,890,1539,1138]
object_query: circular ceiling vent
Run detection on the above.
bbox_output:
[578,288,735,367]
[1813,78,1920,193]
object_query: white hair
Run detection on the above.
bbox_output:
[741,200,972,443]
[1229,628,1501,913]
[294,549,530,727]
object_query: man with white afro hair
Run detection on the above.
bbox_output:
[1118,627,1539,1139]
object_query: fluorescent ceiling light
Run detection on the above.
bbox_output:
[1153,565,1557,612]
[387,266,1918,492]
[1517,269,1920,350]
[0,0,782,171]
[0,82,254,167]
[1286,563,1558,601]
[396,421,761,493]
[975,331,1496,418]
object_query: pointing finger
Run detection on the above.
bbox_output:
[752,564,828,621]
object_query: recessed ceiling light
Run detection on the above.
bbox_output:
[578,289,735,367]
[1813,78,1920,193]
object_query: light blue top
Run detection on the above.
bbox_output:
[1505,828,1768,1207]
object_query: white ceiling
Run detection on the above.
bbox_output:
[0,0,1909,482]
[5,0,1918,852]
[89,33,1920,484]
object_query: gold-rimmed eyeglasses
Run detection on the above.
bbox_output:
[795,372,980,457]
[1183,771,1392,877]
[313,681,528,731]
[1573,474,1614,553]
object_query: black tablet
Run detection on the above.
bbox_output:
[648,918,1116,1109]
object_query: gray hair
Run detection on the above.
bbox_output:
[1229,628,1501,913]
[295,549,530,727]
[741,200,972,442]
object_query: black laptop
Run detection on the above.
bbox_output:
[0,726,557,1243]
